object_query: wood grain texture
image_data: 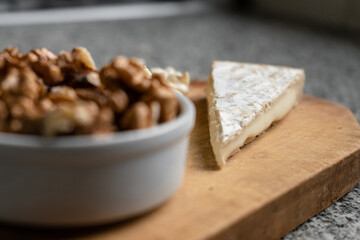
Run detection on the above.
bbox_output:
[0,81,359,240]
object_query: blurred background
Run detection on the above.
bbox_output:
[0,1,359,239]
[0,0,359,32]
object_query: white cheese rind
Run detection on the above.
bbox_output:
[207,61,305,167]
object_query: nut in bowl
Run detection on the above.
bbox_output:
[0,47,195,226]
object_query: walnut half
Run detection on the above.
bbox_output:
[120,102,152,130]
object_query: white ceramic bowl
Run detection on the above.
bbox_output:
[0,92,195,226]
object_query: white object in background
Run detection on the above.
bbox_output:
[0,2,211,26]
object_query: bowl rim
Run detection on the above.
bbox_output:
[0,92,195,149]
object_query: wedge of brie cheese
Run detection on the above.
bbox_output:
[207,61,305,167]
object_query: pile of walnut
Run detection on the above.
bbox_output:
[0,47,179,136]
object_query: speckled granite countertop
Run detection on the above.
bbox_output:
[0,11,359,239]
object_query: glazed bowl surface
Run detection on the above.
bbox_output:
[0,92,195,226]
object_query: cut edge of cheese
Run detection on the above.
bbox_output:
[207,61,305,167]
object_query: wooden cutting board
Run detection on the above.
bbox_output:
[1,81,360,240]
